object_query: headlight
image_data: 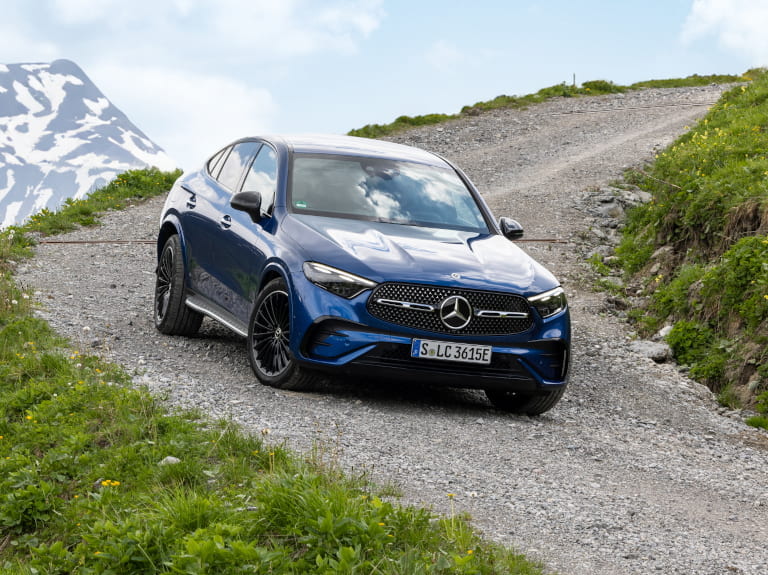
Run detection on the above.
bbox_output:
[528,287,567,318]
[303,262,377,299]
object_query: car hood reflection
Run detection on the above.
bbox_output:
[289,215,557,294]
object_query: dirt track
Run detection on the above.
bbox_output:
[18,84,768,574]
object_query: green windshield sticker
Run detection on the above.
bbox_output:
[294,201,308,208]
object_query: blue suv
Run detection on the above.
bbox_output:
[154,134,570,414]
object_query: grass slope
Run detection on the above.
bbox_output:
[348,73,745,139]
[614,68,768,417]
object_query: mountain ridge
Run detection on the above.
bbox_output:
[0,58,176,228]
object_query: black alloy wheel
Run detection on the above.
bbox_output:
[247,278,319,390]
[154,235,202,336]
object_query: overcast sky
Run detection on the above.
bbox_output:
[1,0,766,170]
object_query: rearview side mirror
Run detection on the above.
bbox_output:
[231,191,263,223]
[499,217,524,240]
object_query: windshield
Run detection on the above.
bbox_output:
[289,155,490,233]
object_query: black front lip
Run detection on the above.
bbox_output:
[300,318,569,392]
[335,342,543,391]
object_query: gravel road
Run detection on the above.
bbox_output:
[17,85,768,575]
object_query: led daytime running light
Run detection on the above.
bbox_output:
[528,287,567,318]
[303,262,376,299]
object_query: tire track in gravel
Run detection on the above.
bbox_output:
[17,86,768,575]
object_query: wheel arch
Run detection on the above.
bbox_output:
[156,217,183,261]
[258,266,285,293]
[253,262,308,350]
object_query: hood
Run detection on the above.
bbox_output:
[285,215,559,295]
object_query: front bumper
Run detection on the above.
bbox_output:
[302,319,569,390]
[287,272,570,392]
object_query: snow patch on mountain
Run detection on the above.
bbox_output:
[0,59,176,228]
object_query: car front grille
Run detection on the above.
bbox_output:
[366,282,534,335]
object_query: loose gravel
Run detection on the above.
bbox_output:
[17,85,768,575]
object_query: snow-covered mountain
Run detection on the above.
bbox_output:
[0,59,176,228]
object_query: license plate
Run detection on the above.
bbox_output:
[411,339,492,365]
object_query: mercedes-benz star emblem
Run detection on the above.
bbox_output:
[439,295,472,330]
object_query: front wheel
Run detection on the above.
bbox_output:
[154,234,203,336]
[247,278,320,390]
[485,386,566,416]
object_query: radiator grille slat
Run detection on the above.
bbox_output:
[367,283,534,335]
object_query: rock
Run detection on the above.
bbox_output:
[597,201,625,219]
[747,374,763,393]
[587,245,614,259]
[159,456,181,466]
[605,295,630,310]
[651,246,674,260]
[601,276,624,290]
[629,340,672,363]
[653,325,673,341]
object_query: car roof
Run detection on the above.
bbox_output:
[266,133,448,166]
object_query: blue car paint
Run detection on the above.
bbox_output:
[284,214,557,295]
[158,134,570,393]
[285,262,569,387]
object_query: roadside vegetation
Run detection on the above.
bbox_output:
[0,172,542,572]
[614,68,768,413]
[348,73,745,138]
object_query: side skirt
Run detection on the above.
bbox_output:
[185,294,249,338]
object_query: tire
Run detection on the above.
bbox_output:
[485,386,566,416]
[154,235,203,336]
[247,278,320,390]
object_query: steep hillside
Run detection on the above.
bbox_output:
[616,68,768,409]
[0,59,175,228]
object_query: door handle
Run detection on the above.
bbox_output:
[220,214,232,229]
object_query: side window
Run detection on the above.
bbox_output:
[217,141,259,191]
[207,147,229,178]
[242,144,278,215]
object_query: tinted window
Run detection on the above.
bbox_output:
[207,147,229,178]
[242,145,278,215]
[290,155,489,233]
[217,141,259,191]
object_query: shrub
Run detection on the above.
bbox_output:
[618,69,768,401]
[665,320,714,366]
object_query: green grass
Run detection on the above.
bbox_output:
[628,73,746,89]
[0,172,544,573]
[746,392,768,429]
[348,73,746,139]
[615,68,768,413]
[22,168,181,236]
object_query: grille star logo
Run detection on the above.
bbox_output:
[439,295,472,330]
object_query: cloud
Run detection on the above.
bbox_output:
[92,64,276,170]
[0,27,59,63]
[51,0,117,24]
[424,41,466,75]
[210,0,384,56]
[42,0,384,59]
[0,2,59,62]
[682,0,768,64]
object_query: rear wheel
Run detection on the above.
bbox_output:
[247,278,320,390]
[485,386,566,416]
[154,235,203,336]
